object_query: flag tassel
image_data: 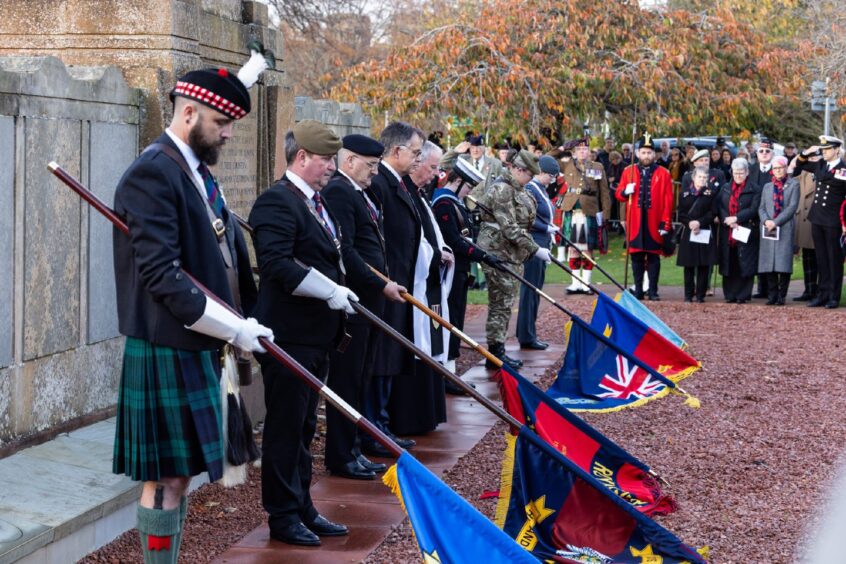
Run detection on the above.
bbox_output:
[493,433,517,529]
[674,386,701,409]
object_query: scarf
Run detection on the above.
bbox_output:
[728,180,745,245]
[772,176,785,218]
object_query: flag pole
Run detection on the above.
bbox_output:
[623,107,638,291]
[47,162,407,458]
[365,265,503,367]
[228,213,522,430]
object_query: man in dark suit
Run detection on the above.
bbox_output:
[793,135,846,309]
[249,120,357,546]
[112,65,273,562]
[321,135,406,480]
[362,121,425,456]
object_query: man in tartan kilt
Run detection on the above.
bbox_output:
[112,58,273,562]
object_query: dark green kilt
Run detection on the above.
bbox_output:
[113,337,224,482]
[563,210,600,249]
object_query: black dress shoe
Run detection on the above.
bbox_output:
[357,454,387,473]
[361,441,392,457]
[776,298,786,306]
[793,292,812,302]
[502,353,523,368]
[565,287,581,295]
[270,522,321,546]
[387,433,415,449]
[444,380,476,396]
[825,300,839,309]
[647,294,660,301]
[696,297,705,303]
[330,461,376,480]
[519,340,549,350]
[765,298,777,305]
[752,292,766,299]
[808,296,826,307]
[304,514,349,537]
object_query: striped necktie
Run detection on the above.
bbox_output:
[312,193,336,237]
[198,163,223,216]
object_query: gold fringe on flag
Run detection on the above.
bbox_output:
[494,433,517,529]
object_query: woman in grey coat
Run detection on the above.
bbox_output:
[758,156,799,305]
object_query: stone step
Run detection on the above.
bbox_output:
[0,417,207,564]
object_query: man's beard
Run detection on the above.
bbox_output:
[188,120,225,165]
[638,156,654,167]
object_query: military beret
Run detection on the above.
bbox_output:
[758,137,774,149]
[170,67,251,120]
[469,134,486,146]
[819,135,843,149]
[691,149,710,163]
[292,120,343,156]
[538,155,560,175]
[512,149,540,175]
[342,134,383,157]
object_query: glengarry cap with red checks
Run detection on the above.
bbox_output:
[170,67,252,120]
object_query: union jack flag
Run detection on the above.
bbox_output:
[597,356,665,400]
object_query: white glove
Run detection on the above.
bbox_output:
[187,297,274,353]
[659,229,669,236]
[546,224,560,234]
[293,267,360,314]
[623,183,636,196]
[533,247,552,264]
[596,212,604,227]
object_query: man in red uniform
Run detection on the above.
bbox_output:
[616,133,674,300]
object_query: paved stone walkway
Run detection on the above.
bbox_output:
[212,303,564,564]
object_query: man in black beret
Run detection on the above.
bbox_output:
[249,120,357,545]
[320,135,406,480]
[112,53,273,562]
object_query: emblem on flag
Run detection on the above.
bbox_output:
[597,356,665,400]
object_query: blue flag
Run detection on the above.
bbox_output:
[383,452,536,563]
[592,293,700,381]
[496,427,708,563]
[548,316,679,412]
[615,290,687,349]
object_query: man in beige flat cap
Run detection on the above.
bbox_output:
[249,119,355,546]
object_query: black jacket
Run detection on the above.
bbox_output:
[321,172,388,313]
[715,181,762,278]
[113,133,256,351]
[793,157,846,228]
[432,192,487,273]
[748,164,775,192]
[249,175,344,346]
[368,163,422,375]
[676,185,718,268]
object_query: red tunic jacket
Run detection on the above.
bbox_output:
[616,164,674,255]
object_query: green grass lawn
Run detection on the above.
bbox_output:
[468,231,809,305]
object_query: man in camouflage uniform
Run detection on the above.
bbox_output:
[556,138,611,294]
[477,150,552,368]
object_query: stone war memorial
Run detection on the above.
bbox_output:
[0,1,370,561]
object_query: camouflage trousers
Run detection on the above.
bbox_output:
[482,262,523,343]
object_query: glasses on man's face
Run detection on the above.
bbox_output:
[353,155,380,171]
[772,166,786,171]
[400,145,422,158]
[758,148,772,154]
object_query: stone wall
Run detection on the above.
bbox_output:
[295,96,373,138]
[0,56,140,445]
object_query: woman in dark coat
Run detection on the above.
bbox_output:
[758,156,799,305]
[716,158,762,303]
[677,167,719,302]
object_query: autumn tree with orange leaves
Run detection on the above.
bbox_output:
[332,0,819,145]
